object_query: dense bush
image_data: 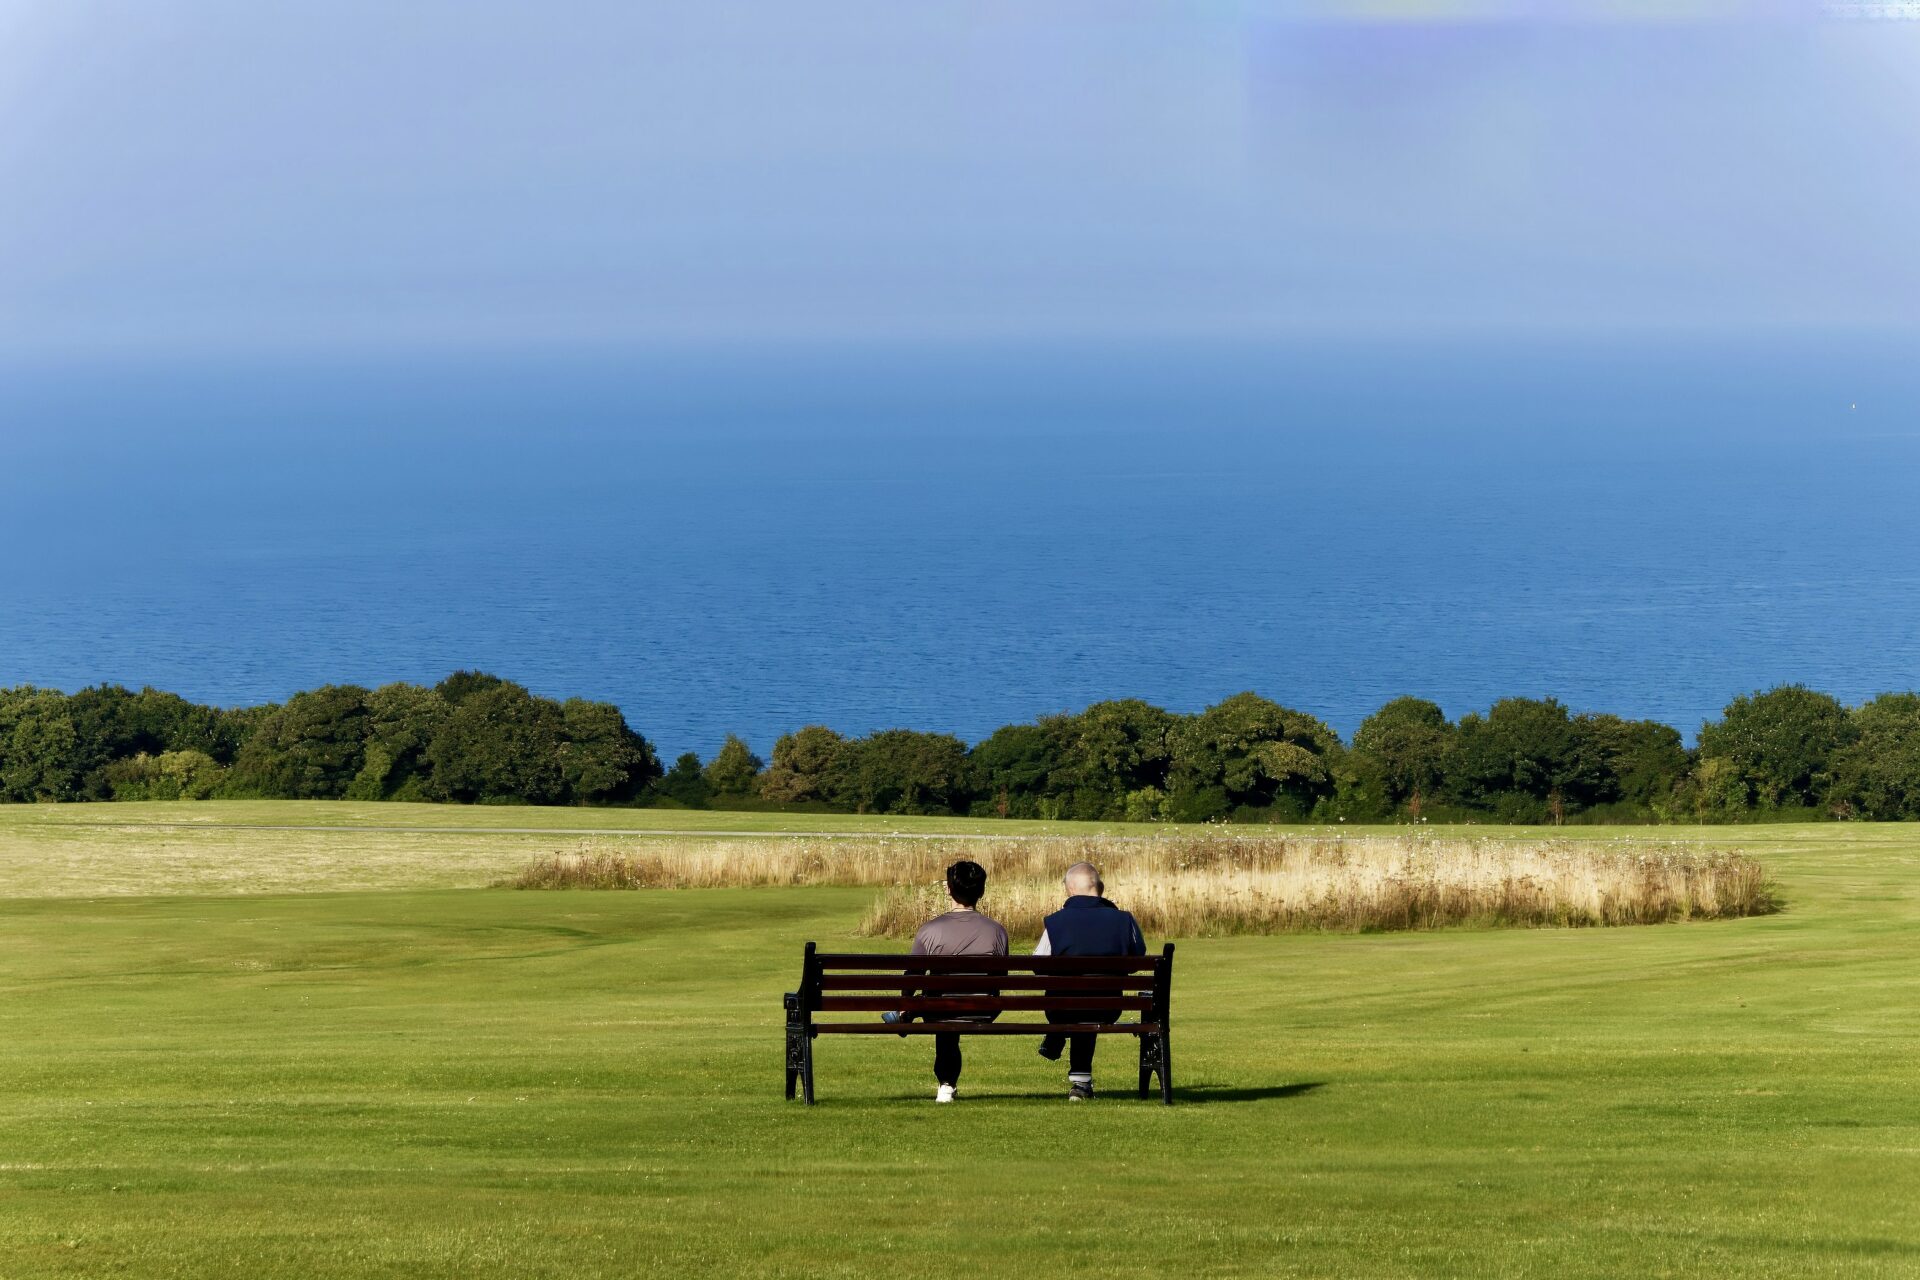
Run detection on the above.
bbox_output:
[1166,693,1339,822]
[4,676,1919,821]
[421,677,659,804]
[830,729,972,815]
[0,674,658,807]
[98,750,226,800]
[0,688,83,801]
[227,685,375,799]
[1827,693,1920,820]
[966,721,1061,818]
[1696,685,1854,812]
[1351,697,1454,815]
[759,725,847,805]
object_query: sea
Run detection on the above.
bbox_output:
[3,332,1917,758]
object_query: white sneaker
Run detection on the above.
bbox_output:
[935,1084,956,1104]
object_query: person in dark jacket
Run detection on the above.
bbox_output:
[1032,861,1145,1101]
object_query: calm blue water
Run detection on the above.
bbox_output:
[3,335,1917,757]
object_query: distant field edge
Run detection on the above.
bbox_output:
[0,797,1822,842]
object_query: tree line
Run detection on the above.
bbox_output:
[2,674,1917,822]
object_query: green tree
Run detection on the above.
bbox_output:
[1699,685,1855,811]
[346,683,450,800]
[214,704,275,764]
[65,685,228,795]
[703,734,764,799]
[1684,755,1750,817]
[1167,692,1339,821]
[435,670,511,706]
[834,729,970,815]
[1057,700,1177,819]
[560,698,661,804]
[226,685,374,799]
[0,688,83,801]
[1452,697,1603,820]
[423,681,567,804]
[760,726,847,805]
[653,752,712,808]
[966,722,1061,818]
[1571,713,1690,813]
[1351,697,1456,814]
[1829,692,1920,819]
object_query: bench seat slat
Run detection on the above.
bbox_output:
[812,954,1158,974]
[818,996,1153,1013]
[813,1022,1162,1036]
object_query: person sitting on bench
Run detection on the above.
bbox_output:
[881,860,1009,1103]
[1033,861,1146,1102]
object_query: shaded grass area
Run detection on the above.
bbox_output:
[4,824,1920,1277]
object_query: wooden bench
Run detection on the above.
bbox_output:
[783,941,1176,1104]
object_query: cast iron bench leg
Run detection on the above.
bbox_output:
[801,1030,816,1105]
[1136,1031,1173,1104]
[784,995,807,1101]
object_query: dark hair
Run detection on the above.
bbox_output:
[946,859,987,907]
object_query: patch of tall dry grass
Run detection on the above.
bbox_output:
[499,835,1774,937]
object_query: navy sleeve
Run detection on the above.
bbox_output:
[1129,915,1146,956]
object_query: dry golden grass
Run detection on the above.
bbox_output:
[501,834,1775,938]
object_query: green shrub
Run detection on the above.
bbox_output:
[100,750,226,800]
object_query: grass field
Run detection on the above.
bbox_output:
[3,804,1919,1277]
[0,801,1157,897]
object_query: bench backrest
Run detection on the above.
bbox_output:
[791,942,1175,1023]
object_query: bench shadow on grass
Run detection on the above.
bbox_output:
[874,1081,1325,1104]
[1171,1081,1325,1104]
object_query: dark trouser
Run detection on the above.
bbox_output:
[934,1032,963,1086]
[1068,1031,1100,1075]
[1042,1007,1121,1074]
[931,1014,995,1086]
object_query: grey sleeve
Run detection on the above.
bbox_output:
[906,926,930,986]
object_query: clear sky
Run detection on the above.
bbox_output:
[2,2,1917,359]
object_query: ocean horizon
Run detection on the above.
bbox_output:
[4,333,1917,758]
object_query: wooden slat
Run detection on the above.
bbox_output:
[817,975,1151,993]
[814,1022,1160,1036]
[817,996,1152,1013]
[813,954,1157,974]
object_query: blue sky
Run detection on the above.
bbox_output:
[2,2,1916,358]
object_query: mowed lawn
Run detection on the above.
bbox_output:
[2,809,1919,1278]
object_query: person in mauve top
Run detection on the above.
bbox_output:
[882,860,1009,1103]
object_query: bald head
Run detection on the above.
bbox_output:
[1063,862,1100,897]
